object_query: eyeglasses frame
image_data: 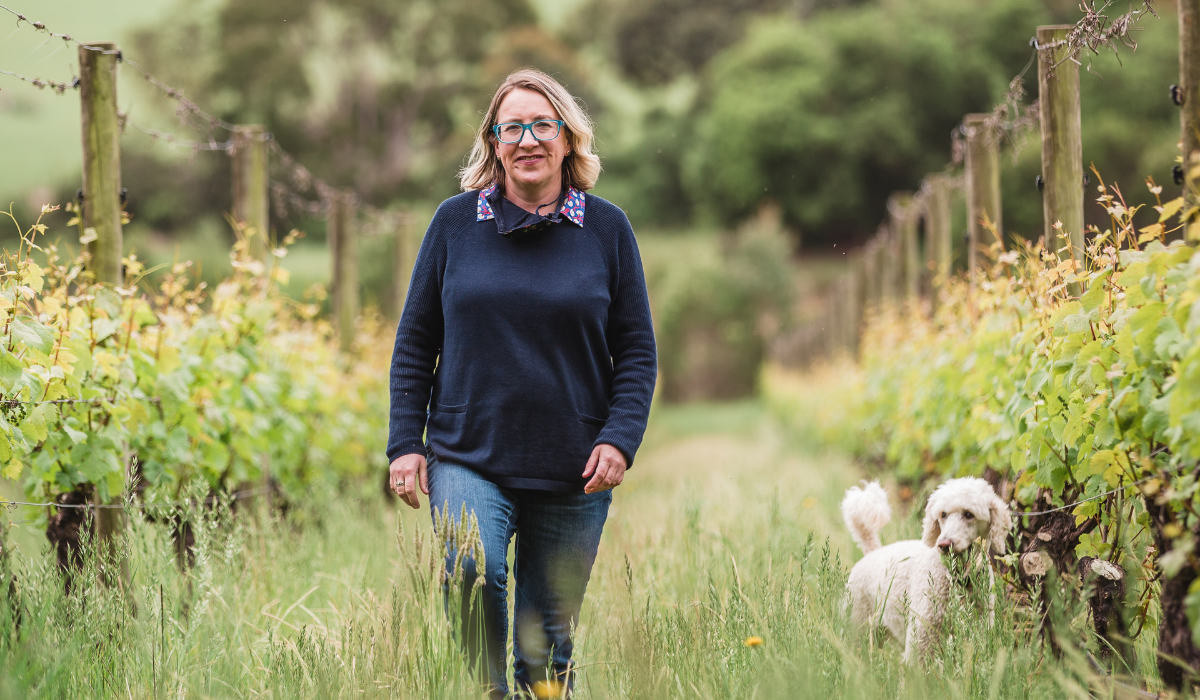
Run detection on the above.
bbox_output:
[492,119,565,144]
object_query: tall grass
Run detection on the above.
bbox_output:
[0,402,1149,698]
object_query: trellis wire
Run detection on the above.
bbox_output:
[0,3,237,134]
[0,67,75,93]
[268,140,415,238]
[1,2,414,238]
[0,396,161,408]
[0,484,273,511]
[1011,450,1187,517]
[127,121,232,153]
[1034,0,1159,75]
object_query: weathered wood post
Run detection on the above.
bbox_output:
[229,125,272,512]
[964,115,1003,279]
[824,282,841,359]
[1153,6,1200,688]
[917,190,934,299]
[862,238,879,310]
[885,193,912,303]
[925,175,953,304]
[329,191,359,352]
[901,201,920,301]
[872,229,889,307]
[881,228,898,305]
[930,175,953,281]
[79,43,123,288]
[1180,1,1200,236]
[1037,25,1084,262]
[231,125,270,259]
[845,263,862,355]
[79,42,124,543]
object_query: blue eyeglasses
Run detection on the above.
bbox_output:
[493,120,564,144]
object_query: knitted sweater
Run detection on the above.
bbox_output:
[386,190,658,491]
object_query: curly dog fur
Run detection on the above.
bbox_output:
[840,477,1011,662]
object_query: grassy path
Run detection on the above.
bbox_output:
[0,401,1094,699]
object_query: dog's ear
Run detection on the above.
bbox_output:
[988,494,1012,554]
[921,492,942,547]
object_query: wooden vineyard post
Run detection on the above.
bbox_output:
[231,125,270,259]
[925,175,953,304]
[917,192,934,300]
[1155,7,1200,689]
[873,231,890,306]
[880,228,898,304]
[826,275,846,357]
[1180,0,1200,235]
[229,124,272,514]
[824,285,841,359]
[1037,25,1084,262]
[964,114,1003,279]
[329,192,359,352]
[79,43,123,288]
[845,261,862,355]
[885,193,912,303]
[79,42,125,544]
[901,202,919,301]
[861,238,879,310]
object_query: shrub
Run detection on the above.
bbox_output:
[652,211,794,401]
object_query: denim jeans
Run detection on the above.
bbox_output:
[428,459,611,699]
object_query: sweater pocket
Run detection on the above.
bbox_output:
[436,403,468,414]
[577,412,607,427]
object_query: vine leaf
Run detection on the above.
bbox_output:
[0,348,23,392]
[11,317,54,355]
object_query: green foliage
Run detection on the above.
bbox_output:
[0,407,1148,698]
[594,0,1178,250]
[689,0,1045,246]
[649,215,794,401]
[767,176,1200,646]
[0,205,388,509]
[130,0,544,204]
[1000,11,1181,243]
[574,0,791,86]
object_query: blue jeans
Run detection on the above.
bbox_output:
[428,459,611,699]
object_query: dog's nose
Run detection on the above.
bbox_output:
[936,539,953,552]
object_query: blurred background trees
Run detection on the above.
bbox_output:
[3,0,1181,251]
[0,0,1185,398]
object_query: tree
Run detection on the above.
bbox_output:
[687,0,1046,248]
[131,0,550,207]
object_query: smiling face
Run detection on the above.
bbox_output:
[493,87,571,199]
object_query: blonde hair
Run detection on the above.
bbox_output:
[459,69,601,192]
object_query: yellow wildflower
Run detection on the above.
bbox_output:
[531,680,565,698]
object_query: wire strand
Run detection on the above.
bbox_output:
[0,67,75,93]
[0,484,274,511]
[0,3,235,134]
[1,3,414,238]
[1012,457,1190,517]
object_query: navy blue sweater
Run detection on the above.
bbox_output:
[386,190,658,491]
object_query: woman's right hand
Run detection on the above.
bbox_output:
[389,453,429,509]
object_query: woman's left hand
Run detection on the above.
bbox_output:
[583,444,627,494]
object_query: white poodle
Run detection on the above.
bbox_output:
[840,477,1011,662]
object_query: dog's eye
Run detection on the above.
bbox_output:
[941,512,947,519]
[963,511,974,520]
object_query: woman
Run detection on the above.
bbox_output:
[387,69,657,698]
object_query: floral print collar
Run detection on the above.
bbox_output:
[476,183,586,227]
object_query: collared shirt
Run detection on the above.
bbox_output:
[387,188,658,491]
[477,182,587,236]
